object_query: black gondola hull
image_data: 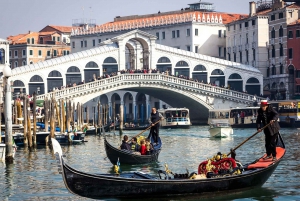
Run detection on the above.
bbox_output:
[61,158,280,198]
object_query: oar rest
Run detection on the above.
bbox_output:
[247,147,285,169]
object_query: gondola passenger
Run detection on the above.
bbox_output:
[140,140,146,155]
[130,137,141,152]
[145,138,153,155]
[120,135,131,150]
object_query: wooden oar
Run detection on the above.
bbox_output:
[227,122,273,156]
[130,119,162,140]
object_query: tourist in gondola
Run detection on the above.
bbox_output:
[130,137,140,152]
[148,107,163,145]
[256,100,280,161]
[120,135,131,150]
[145,138,153,155]
[140,140,146,155]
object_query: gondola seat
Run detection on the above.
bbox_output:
[247,147,285,169]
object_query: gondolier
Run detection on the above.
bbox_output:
[148,107,163,145]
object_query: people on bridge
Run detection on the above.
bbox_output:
[256,100,280,161]
[148,107,163,145]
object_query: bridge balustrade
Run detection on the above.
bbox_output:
[36,73,259,104]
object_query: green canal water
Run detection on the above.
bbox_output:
[0,126,300,201]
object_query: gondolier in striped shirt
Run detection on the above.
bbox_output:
[148,107,163,145]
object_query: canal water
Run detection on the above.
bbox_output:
[0,126,300,201]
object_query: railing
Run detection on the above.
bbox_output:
[166,117,189,122]
[36,74,259,103]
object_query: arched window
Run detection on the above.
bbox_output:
[272,65,276,75]
[280,44,283,56]
[175,60,188,67]
[85,61,99,68]
[272,45,275,58]
[280,64,284,74]
[67,66,80,72]
[103,57,117,63]
[228,73,242,79]
[279,26,283,37]
[30,75,43,82]
[13,80,25,86]
[267,67,270,77]
[27,38,30,44]
[22,60,26,66]
[14,61,18,68]
[48,70,62,77]
[157,57,171,63]
[246,77,259,83]
[211,69,224,75]
[31,38,34,44]
[193,65,206,71]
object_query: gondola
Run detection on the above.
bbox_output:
[104,136,162,164]
[51,134,285,199]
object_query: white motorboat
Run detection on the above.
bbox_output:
[209,120,233,138]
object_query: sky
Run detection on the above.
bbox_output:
[0,0,251,39]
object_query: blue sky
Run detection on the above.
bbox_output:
[0,0,251,39]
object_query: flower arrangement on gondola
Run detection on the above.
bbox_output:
[198,152,242,178]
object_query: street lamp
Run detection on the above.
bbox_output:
[3,64,13,162]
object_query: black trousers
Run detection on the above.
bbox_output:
[265,133,278,157]
[149,126,159,143]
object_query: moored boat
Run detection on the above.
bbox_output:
[104,136,161,164]
[51,134,285,199]
[158,108,192,129]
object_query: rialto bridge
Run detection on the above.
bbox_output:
[8,30,263,124]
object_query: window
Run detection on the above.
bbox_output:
[195,46,198,53]
[280,44,283,56]
[245,21,248,27]
[38,50,42,56]
[84,41,87,47]
[218,30,222,37]
[228,53,231,61]
[22,60,26,66]
[172,30,175,38]
[29,50,33,55]
[279,12,283,19]
[67,51,69,55]
[81,41,83,47]
[271,27,275,38]
[15,61,18,68]
[14,50,18,57]
[195,28,198,36]
[234,24,236,30]
[162,31,165,39]
[239,24,242,29]
[63,50,66,55]
[223,47,226,58]
[9,51,11,57]
[279,26,283,37]
[52,36,55,41]
[47,50,51,56]
[239,51,242,63]
[272,45,275,58]
[72,41,75,48]
[246,50,249,62]
[219,47,222,57]
[267,67,270,77]
[272,65,276,75]
[253,49,256,61]
[252,19,256,26]
[187,45,191,51]
[280,64,283,74]
[234,53,236,62]
[228,25,230,31]
[288,30,293,39]
[54,50,57,57]
[156,32,159,40]
[27,38,30,44]
[271,14,275,21]
[223,30,226,38]
[57,37,60,42]
[98,39,101,43]
[296,30,300,38]
[186,29,190,36]
[176,30,180,38]
[22,49,26,56]
[63,37,66,43]
[289,48,293,59]
[93,39,96,47]
[31,38,34,44]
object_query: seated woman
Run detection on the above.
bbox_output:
[145,138,154,155]
[120,135,131,150]
[130,137,141,154]
[140,140,146,155]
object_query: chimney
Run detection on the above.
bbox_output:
[249,1,256,17]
